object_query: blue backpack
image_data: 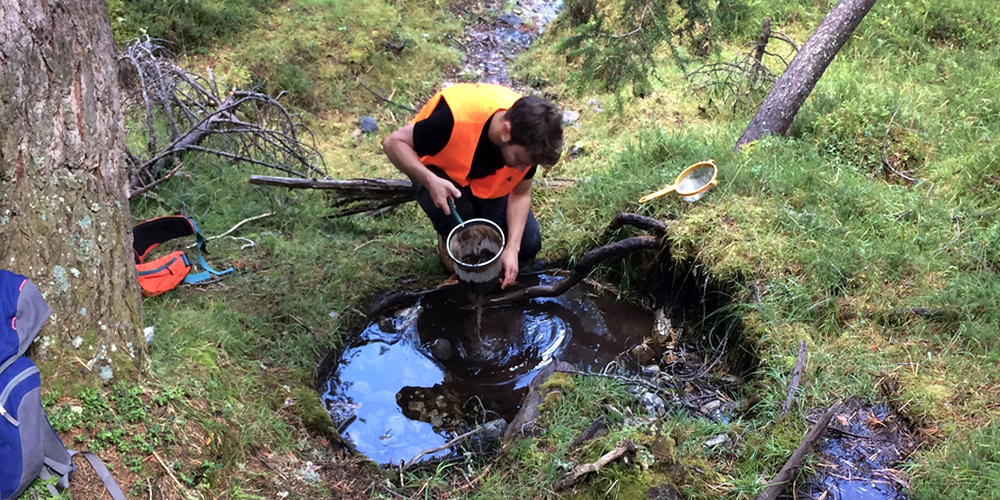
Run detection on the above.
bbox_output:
[0,270,125,500]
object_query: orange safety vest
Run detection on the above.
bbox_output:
[413,83,530,199]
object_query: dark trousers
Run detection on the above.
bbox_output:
[414,181,541,261]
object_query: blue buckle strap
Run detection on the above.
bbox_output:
[182,218,233,284]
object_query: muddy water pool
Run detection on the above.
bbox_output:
[320,274,653,465]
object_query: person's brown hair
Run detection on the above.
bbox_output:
[506,96,563,166]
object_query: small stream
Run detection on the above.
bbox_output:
[320,275,653,465]
[452,0,562,86]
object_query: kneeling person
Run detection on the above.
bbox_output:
[383,83,563,289]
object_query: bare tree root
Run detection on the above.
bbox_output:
[484,213,666,307]
[607,212,669,235]
[685,18,798,115]
[119,37,326,198]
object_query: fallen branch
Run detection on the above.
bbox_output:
[552,440,638,491]
[779,340,808,418]
[249,175,414,191]
[753,400,842,500]
[119,37,325,196]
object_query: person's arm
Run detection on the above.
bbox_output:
[383,124,461,214]
[500,177,532,289]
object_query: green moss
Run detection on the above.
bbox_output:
[542,372,575,391]
[897,376,954,424]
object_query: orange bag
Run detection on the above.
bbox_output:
[135,251,191,297]
[132,216,231,297]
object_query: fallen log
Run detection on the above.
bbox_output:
[248,175,580,217]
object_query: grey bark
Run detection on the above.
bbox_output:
[0,0,143,385]
[734,0,877,150]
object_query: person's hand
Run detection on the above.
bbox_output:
[426,175,462,214]
[499,246,519,289]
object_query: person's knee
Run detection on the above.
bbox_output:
[519,223,541,260]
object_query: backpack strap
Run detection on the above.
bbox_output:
[182,218,233,284]
[66,451,127,500]
[132,216,233,285]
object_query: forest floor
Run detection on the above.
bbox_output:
[45,0,1000,499]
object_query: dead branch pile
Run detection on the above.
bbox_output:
[118,36,326,198]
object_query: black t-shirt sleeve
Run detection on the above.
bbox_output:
[524,166,536,180]
[412,99,454,157]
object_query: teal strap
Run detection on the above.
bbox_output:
[183,218,233,284]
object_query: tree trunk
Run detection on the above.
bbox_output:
[0,0,143,388]
[735,0,877,151]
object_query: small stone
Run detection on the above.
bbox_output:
[631,343,657,364]
[562,110,580,125]
[329,311,339,320]
[430,338,453,361]
[72,336,84,349]
[360,116,378,133]
[498,12,522,26]
[704,433,730,448]
[642,365,660,378]
[700,400,722,414]
[480,418,508,440]
[351,128,363,139]
[639,392,666,416]
[298,462,321,484]
[99,365,113,381]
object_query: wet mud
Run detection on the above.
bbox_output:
[320,274,654,465]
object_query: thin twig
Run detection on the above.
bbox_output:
[187,212,273,247]
[355,80,417,112]
[881,100,918,183]
[152,450,197,500]
[402,428,483,471]
[128,162,184,199]
[779,340,808,418]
